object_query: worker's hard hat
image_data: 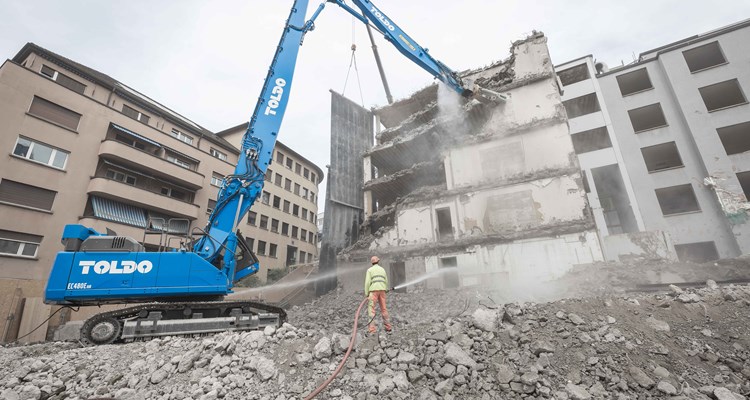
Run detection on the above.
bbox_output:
[371,256,380,264]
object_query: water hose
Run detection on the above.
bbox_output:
[304,296,369,400]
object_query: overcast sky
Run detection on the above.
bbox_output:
[2,1,749,212]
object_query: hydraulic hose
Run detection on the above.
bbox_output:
[304,296,369,400]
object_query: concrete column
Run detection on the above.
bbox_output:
[363,155,373,218]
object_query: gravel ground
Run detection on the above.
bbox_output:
[2,279,750,399]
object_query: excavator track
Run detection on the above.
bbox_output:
[80,300,286,345]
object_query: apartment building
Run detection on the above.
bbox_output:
[0,43,321,342]
[218,126,323,274]
[556,18,750,262]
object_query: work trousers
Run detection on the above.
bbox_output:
[368,290,392,333]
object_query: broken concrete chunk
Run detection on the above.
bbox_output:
[471,308,499,332]
[629,366,655,388]
[645,316,670,332]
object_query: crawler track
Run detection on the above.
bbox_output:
[80,300,286,345]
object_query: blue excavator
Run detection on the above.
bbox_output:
[44,0,504,345]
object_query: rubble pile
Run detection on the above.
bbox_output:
[2,282,750,400]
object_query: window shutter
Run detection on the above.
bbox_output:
[0,229,43,243]
[0,179,56,210]
[29,96,81,130]
[56,73,86,95]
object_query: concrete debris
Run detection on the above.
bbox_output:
[1,281,749,399]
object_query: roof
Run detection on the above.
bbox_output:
[12,42,238,154]
[216,122,325,182]
[639,18,750,59]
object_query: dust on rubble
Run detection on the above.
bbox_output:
[2,269,750,399]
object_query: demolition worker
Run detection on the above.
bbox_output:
[364,255,392,334]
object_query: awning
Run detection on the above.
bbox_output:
[110,123,162,148]
[91,196,148,228]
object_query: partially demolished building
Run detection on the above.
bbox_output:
[339,33,605,290]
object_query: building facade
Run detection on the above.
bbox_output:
[556,18,750,263]
[219,126,322,276]
[0,43,321,342]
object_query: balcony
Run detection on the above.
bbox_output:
[98,140,204,190]
[87,177,199,220]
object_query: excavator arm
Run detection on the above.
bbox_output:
[196,0,503,285]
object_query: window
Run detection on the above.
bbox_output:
[563,93,600,118]
[282,222,290,236]
[310,173,317,184]
[683,42,726,73]
[29,96,81,130]
[166,152,196,170]
[655,184,700,215]
[736,171,750,201]
[301,229,308,242]
[0,230,42,258]
[211,173,224,187]
[303,168,310,179]
[12,137,69,169]
[210,147,228,161]
[207,199,217,214]
[277,152,285,164]
[291,226,299,239]
[571,127,612,154]
[160,187,188,201]
[699,79,747,112]
[245,237,255,251]
[114,133,146,150]
[265,169,273,182]
[628,103,668,133]
[301,208,308,220]
[259,215,269,229]
[300,251,306,263]
[257,241,266,255]
[439,257,459,288]
[284,178,292,191]
[275,174,283,187]
[271,218,280,233]
[302,188,309,200]
[0,179,56,211]
[294,183,301,196]
[435,208,454,240]
[40,65,86,94]
[641,142,683,172]
[557,64,590,86]
[295,163,302,175]
[269,243,278,258]
[283,200,290,213]
[273,195,281,209]
[106,169,137,185]
[261,191,270,205]
[719,122,750,155]
[169,128,193,145]
[247,211,257,225]
[122,104,150,124]
[675,242,719,263]
[308,231,314,243]
[292,204,299,216]
[285,157,293,169]
[616,68,653,96]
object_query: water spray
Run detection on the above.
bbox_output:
[229,266,362,297]
[392,267,458,291]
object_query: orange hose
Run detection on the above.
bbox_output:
[304,296,369,400]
